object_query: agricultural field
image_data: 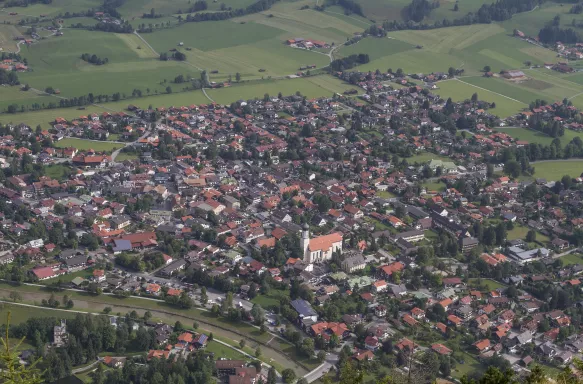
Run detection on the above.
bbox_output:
[141,13,339,79]
[54,138,124,152]
[0,85,56,113]
[0,0,102,19]
[18,29,200,100]
[206,75,350,104]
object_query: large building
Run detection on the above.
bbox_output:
[301,224,343,264]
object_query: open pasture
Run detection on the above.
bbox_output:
[207,75,351,104]
[434,79,527,117]
[16,29,199,100]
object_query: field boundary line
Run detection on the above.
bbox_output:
[323,10,372,27]
[442,78,527,105]
[524,68,583,92]
[133,31,159,57]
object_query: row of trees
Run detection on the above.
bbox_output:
[329,54,370,71]
[182,0,278,22]
[80,53,109,65]
[383,0,537,31]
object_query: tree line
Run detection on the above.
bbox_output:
[0,68,20,86]
[183,0,278,22]
[80,53,109,65]
[329,54,370,71]
[383,0,538,31]
[326,0,364,16]
[403,0,439,22]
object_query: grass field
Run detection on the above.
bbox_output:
[0,86,56,113]
[405,152,451,164]
[0,303,78,325]
[55,138,124,152]
[44,164,72,180]
[529,161,583,181]
[467,278,506,290]
[434,79,527,117]
[18,29,200,100]
[115,152,139,162]
[560,253,583,266]
[207,76,351,104]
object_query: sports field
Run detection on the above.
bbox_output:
[54,138,124,152]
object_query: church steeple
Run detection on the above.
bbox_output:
[301,223,310,260]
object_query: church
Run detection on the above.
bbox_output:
[301,223,343,264]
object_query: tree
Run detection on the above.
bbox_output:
[255,347,262,358]
[9,291,21,302]
[239,339,246,349]
[235,72,241,82]
[0,312,44,384]
[317,350,326,363]
[103,307,112,314]
[267,367,277,384]
[504,160,521,178]
[282,369,296,384]
[526,230,536,243]
[471,92,478,102]
[483,65,491,72]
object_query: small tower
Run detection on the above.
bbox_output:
[301,222,310,261]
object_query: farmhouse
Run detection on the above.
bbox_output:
[502,70,526,80]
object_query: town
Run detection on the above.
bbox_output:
[0,67,583,384]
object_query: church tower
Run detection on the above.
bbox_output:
[301,223,310,261]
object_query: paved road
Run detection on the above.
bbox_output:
[303,353,339,383]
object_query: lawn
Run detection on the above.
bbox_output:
[422,181,445,192]
[44,164,73,180]
[405,152,451,164]
[41,268,95,285]
[205,340,249,360]
[251,289,290,309]
[560,253,583,266]
[376,190,396,198]
[115,152,139,162]
[468,278,506,290]
[2,105,109,128]
[451,351,483,379]
[54,138,124,152]
[506,225,530,241]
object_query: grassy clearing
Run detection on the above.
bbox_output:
[494,127,555,145]
[55,138,124,152]
[506,225,530,241]
[338,37,414,61]
[114,33,158,59]
[376,190,396,198]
